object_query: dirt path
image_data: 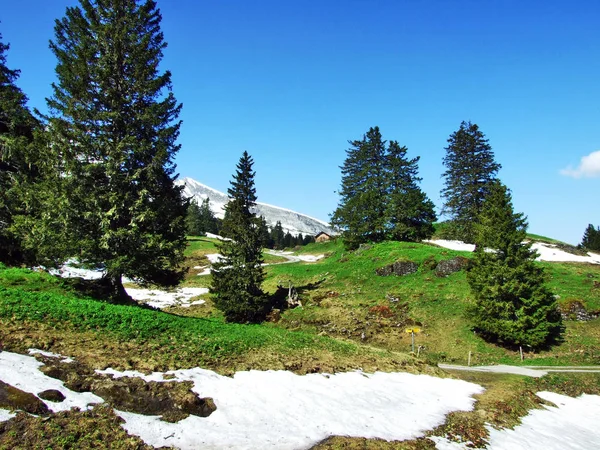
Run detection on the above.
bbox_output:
[438,363,600,378]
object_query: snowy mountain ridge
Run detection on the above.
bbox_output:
[176,177,335,237]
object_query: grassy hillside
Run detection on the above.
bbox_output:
[1,236,599,448]
[0,262,422,376]
[263,239,600,366]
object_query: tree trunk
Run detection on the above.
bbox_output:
[103,271,133,304]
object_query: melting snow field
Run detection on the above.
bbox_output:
[0,350,483,449]
[432,391,600,450]
[125,287,208,309]
[1,350,600,449]
[426,240,600,264]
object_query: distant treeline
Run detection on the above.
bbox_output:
[185,198,315,249]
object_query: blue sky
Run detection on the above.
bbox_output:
[2,0,599,244]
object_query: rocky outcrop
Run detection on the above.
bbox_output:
[376,261,419,277]
[435,256,470,277]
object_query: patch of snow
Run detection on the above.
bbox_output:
[485,391,600,450]
[0,351,103,413]
[28,349,74,364]
[0,409,16,422]
[297,254,325,262]
[205,232,231,241]
[531,243,600,264]
[99,367,483,449]
[48,259,105,280]
[196,268,211,276]
[429,436,474,449]
[125,287,208,309]
[425,240,476,252]
[205,253,223,264]
[426,240,600,265]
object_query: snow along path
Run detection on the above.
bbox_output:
[431,391,600,450]
[426,240,600,264]
[438,364,600,377]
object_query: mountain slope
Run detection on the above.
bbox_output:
[177,177,335,236]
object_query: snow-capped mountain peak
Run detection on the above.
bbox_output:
[176,177,335,236]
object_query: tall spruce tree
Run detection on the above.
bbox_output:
[467,181,563,349]
[185,199,202,236]
[580,224,600,252]
[37,0,187,300]
[385,140,436,241]
[331,126,387,249]
[0,32,40,264]
[441,121,501,243]
[211,151,270,323]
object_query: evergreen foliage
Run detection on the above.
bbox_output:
[28,0,187,300]
[332,127,436,249]
[580,224,600,252]
[385,141,436,242]
[332,127,387,249]
[185,199,202,236]
[0,32,40,264]
[270,220,285,249]
[441,121,501,243]
[467,181,563,349]
[211,151,270,323]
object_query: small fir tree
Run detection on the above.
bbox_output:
[580,224,600,252]
[32,0,187,301]
[385,140,436,241]
[441,121,501,243]
[467,181,563,349]
[211,151,270,323]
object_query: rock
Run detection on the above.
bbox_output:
[376,261,419,277]
[435,256,470,277]
[37,389,66,402]
[0,380,50,415]
[559,300,600,322]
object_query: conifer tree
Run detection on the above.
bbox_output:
[257,215,271,248]
[580,224,600,252]
[211,152,270,323]
[385,141,436,241]
[198,197,218,235]
[36,0,187,300]
[467,181,562,349]
[331,126,387,249]
[185,199,202,236]
[0,32,40,264]
[270,220,284,250]
[441,121,501,243]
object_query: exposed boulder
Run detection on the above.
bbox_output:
[0,380,50,415]
[376,261,419,277]
[559,300,600,322]
[37,389,66,403]
[435,256,470,277]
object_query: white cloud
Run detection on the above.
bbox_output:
[560,150,600,178]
